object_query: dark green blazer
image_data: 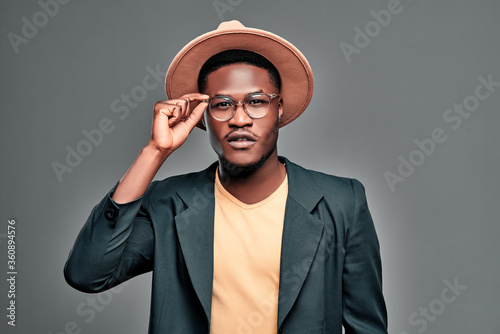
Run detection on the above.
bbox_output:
[64,157,387,333]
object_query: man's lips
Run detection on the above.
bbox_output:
[225,131,257,149]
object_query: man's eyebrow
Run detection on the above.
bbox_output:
[248,89,264,95]
[214,89,265,97]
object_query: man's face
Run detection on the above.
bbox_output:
[203,63,283,171]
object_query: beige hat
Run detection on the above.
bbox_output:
[165,20,314,130]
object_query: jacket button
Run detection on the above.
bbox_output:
[104,207,117,220]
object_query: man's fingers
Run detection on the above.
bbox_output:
[183,100,208,129]
[167,105,182,126]
[155,104,177,127]
[163,100,187,126]
[182,93,209,102]
[180,97,191,121]
[156,93,209,128]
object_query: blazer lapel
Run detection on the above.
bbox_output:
[277,158,325,327]
[171,159,325,327]
[174,165,217,323]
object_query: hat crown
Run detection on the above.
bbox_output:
[217,20,245,30]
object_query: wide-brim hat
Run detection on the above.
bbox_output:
[165,20,314,130]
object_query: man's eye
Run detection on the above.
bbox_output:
[214,101,233,108]
[248,99,267,105]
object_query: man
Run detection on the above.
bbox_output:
[64,20,388,333]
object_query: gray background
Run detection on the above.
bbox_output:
[1,0,499,333]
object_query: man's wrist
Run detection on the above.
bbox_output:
[143,142,171,162]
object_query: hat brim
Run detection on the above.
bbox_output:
[165,23,314,130]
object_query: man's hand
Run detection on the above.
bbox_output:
[111,93,209,204]
[149,93,209,155]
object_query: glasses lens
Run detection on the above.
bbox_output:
[244,93,271,118]
[209,96,235,121]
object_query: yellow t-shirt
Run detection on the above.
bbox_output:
[210,170,288,334]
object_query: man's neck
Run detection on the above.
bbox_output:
[217,154,286,204]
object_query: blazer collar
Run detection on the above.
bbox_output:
[277,157,325,326]
[174,162,217,323]
[279,156,324,211]
[174,157,325,327]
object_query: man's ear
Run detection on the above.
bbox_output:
[201,110,207,127]
[278,98,284,119]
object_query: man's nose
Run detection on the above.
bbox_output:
[228,103,253,127]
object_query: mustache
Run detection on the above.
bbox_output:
[224,128,260,140]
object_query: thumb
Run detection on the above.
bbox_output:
[184,100,208,130]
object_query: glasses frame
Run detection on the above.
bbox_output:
[203,93,280,122]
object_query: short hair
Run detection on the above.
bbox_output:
[197,49,281,93]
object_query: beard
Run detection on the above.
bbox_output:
[219,144,276,178]
[217,114,280,178]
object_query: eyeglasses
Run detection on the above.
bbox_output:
[203,93,280,121]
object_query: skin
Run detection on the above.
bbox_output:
[203,64,286,203]
[111,63,285,205]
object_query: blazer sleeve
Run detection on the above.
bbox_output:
[64,181,158,293]
[342,179,388,334]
